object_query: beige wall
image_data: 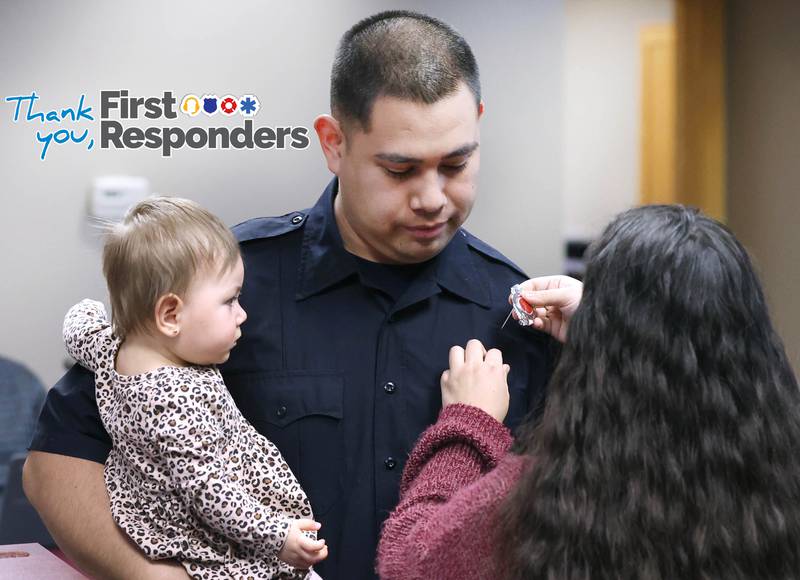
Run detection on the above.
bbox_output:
[563,0,674,241]
[727,0,800,372]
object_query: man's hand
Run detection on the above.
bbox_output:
[440,339,510,423]
[513,275,583,343]
[278,519,328,570]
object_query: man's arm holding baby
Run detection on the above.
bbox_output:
[23,366,190,579]
[23,452,189,580]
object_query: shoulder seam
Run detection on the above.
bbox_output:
[232,210,310,243]
[461,229,528,278]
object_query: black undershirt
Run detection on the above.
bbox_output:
[351,255,433,303]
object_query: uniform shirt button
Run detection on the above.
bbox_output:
[384,457,397,470]
[291,214,304,224]
[383,381,396,394]
[276,405,287,418]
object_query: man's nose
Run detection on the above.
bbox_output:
[410,173,447,214]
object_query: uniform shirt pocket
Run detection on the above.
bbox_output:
[224,370,345,516]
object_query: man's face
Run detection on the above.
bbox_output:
[333,83,481,264]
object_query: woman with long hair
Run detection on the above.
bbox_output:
[378,205,800,580]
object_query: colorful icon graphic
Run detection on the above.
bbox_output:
[239,95,259,116]
[179,93,262,118]
[202,95,219,115]
[180,94,201,116]
[220,95,238,115]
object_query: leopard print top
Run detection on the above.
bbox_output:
[64,299,314,579]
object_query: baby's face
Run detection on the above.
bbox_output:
[174,256,247,365]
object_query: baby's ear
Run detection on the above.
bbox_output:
[154,293,183,337]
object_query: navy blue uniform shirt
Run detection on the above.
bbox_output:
[31,179,555,579]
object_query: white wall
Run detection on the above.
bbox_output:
[0,0,566,386]
[563,0,674,241]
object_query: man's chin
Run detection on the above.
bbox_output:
[399,235,451,262]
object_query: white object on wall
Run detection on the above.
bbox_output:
[89,176,150,222]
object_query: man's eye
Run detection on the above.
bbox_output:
[441,162,468,174]
[384,167,413,179]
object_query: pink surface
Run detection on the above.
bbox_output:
[0,543,87,579]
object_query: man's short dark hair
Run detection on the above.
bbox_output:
[331,10,481,131]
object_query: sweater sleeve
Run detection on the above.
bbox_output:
[377,403,516,580]
[63,299,114,373]
[147,373,293,559]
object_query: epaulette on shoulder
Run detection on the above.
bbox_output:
[232,210,310,243]
[460,229,528,278]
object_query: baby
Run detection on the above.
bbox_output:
[63,197,327,579]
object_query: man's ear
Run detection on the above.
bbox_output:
[314,114,346,175]
[478,101,485,119]
[154,293,183,338]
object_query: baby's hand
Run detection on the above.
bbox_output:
[278,519,328,570]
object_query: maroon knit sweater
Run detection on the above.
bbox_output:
[377,403,528,580]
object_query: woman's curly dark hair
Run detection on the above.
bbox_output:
[498,205,800,579]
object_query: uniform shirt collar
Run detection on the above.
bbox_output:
[296,178,491,309]
[295,179,357,300]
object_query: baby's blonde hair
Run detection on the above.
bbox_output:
[102,196,240,340]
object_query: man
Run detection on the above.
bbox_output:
[24,11,559,579]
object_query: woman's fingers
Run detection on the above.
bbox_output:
[449,341,502,368]
[484,348,503,366]
[522,288,574,309]
[448,345,465,370]
[518,275,580,292]
[464,339,486,362]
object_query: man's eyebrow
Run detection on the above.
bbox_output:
[374,152,421,164]
[374,142,479,164]
[443,142,479,159]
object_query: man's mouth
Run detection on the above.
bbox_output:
[404,222,447,239]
